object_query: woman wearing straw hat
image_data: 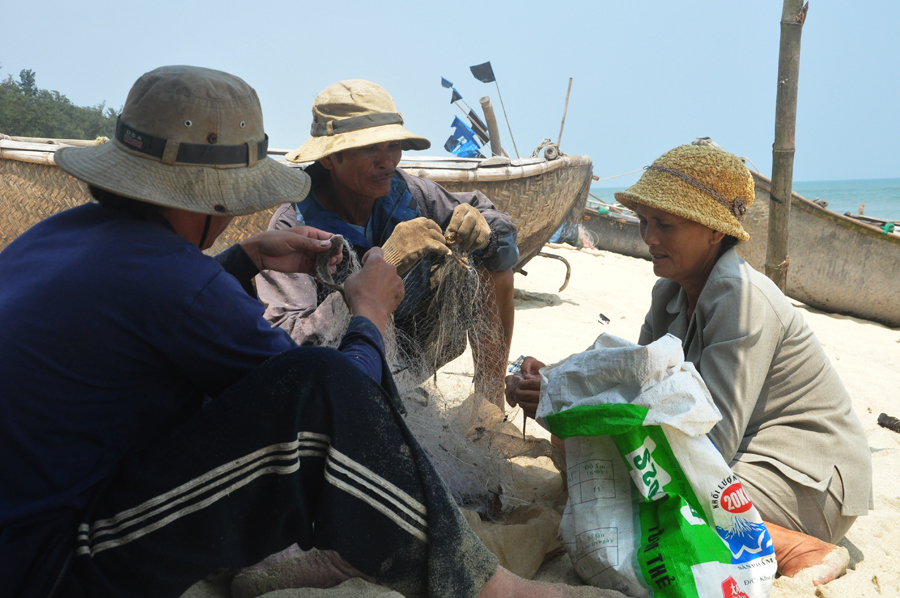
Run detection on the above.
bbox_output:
[256,80,518,404]
[0,66,619,598]
[507,145,872,586]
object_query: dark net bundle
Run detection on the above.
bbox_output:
[311,246,562,518]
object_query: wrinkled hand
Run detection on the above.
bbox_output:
[240,226,340,275]
[381,217,451,275]
[446,203,491,252]
[343,248,405,334]
[504,356,546,419]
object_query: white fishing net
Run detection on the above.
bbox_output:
[314,246,564,518]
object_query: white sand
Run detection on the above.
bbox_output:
[506,245,900,598]
[185,244,900,598]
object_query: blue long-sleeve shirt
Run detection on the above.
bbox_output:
[0,203,387,531]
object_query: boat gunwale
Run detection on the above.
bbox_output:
[399,154,592,183]
[750,170,900,245]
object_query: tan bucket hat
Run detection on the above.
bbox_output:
[55,65,310,216]
[615,145,755,242]
[285,79,430,163]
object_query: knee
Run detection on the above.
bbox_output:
[483,268,514,298]
[251,346,373,395]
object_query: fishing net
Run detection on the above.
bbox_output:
[309,246,565,518]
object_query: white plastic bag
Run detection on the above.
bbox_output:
[537,334,776,598]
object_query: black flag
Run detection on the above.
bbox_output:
[467,110,490,145]
[469,61,496,83]
[444,134,457,153]
[450,88,462,104]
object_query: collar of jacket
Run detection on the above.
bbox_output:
[293,171,419,250]
[665,247,741,315]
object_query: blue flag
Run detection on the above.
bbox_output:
[470,61,496,83]
[445,116,483,158]
[441,77,453,88]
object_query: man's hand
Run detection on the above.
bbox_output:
[240,226,340,275]
[446,204,491,252]
[504,356,546,419]
[381,217,451,275]
[343,248,405,334]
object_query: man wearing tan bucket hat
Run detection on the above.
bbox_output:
[257,80,518,404]
[0,66,607,598]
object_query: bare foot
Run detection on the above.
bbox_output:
[478,566,628,598]
[231,544,373,598]
[766,522,850,586]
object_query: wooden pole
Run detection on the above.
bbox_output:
[479,96,507,158]
[765,0,809,290]
[557,77,573,147]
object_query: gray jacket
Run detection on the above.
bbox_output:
[638,248,873,516]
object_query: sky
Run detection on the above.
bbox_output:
[2,1,898,187]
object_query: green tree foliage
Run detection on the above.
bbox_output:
[0,68,118,139]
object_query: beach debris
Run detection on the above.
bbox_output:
[508,355,525,374]
[877,413,900,434]
[315,234,346,302]
[597,313,610,325]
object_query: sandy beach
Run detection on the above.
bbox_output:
[185,243,900,598]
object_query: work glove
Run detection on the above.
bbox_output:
[446,203,491,252]
[381,217,452,275]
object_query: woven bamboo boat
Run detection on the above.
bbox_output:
[1,137,592,266]
[579,170,900,328]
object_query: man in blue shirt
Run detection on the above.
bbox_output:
[257,80,519,404]
[0,65,615,598]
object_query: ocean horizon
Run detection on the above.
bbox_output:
[592,177,900,222]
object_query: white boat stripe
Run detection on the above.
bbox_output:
[328,448,427,516]
[81,449,324,542]
[323,470,428,543]
[83,434,328,534]
[326,459,428,529]
[76,462,300,557]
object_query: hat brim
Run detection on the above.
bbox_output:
[284,123,430,163]
[614,170,750,242]
[56,141,310,216]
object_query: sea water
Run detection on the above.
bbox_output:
[592,178,900,222]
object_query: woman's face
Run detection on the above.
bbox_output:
[635,204,725,288]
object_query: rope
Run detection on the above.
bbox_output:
[593,169,645,183]
[493,82,519,159]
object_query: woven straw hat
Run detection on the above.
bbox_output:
[285,80,430,163]
[56,65,310,216]
[615,145,754,242]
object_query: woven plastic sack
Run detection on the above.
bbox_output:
[536,334,776,598]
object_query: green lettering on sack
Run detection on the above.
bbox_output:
[611,426,733,597]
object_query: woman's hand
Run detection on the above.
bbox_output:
[343,248,405,334]
[240,226,340,275]
[504,356,546,419]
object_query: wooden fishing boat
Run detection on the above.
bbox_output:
[579,170,900,328]
[581,198,651,260]
[0,137,592,267]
